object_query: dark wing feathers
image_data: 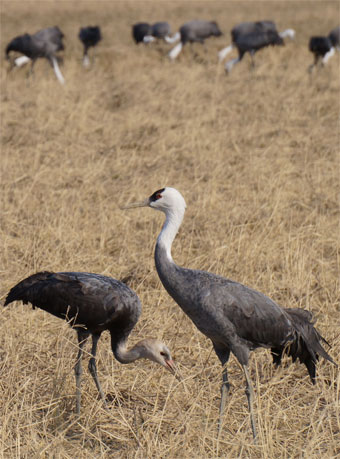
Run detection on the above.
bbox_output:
[4,271,141,334]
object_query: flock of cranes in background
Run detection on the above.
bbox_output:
[4,19,340,84]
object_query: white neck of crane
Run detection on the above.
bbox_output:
[157,205,185,262]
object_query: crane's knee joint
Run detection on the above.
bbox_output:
[88,358,97,375]
[74,364,82,377]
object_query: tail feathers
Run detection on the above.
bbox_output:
[4,271,52,307]
[271,308,336,384]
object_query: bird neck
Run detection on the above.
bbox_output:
[113,340,144,364]
[156,206,185,263]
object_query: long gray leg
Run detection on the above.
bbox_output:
[75,330,90,414]
[218,366,231,434]
[243,365,257,442]
[88,333,107,409]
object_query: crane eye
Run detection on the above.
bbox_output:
[156,193,162,200]
[160,351,166,356]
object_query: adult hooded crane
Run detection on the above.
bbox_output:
[123,187,336,441]
[4,271,176,414]
[224,28,284,73]
[6,26,65,84]
[308,26,340,72]
[168,20,222,60]
[78,26,102,67]
[218,20,295,62]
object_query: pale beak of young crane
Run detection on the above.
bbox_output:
[121,198,150,210]
[165,359,182,381]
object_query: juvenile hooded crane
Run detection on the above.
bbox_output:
[4,271,176,414]
[123,187,336,441]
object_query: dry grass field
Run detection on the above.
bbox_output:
[1,1,339,457]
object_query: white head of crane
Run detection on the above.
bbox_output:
[123,187,186,261]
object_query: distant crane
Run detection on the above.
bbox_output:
[132,23,152,44]
[4,271,176,414]
[308,26,340,72]
[78,26,102,68]
[218,20,295,62]
[168,20,222,60]
[6,26,65,84]
[124,187,336,441]
[224,29,284,73]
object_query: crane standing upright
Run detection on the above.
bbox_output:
[124,187,336,440]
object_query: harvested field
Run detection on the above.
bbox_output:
[1,1,339,457]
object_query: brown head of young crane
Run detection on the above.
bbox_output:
[4,271,176,414]
[123,187,336,441]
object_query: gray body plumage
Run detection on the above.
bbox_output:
[151,22,172,39]
[6,26,64,60]
[4,271,175,412]
[168,20,222,60]
[155,242,327,371]
[219,20,293,72]
[231,20,278,42]
[179,20,222,44]
[125,187,336,440]
[6,26,65,83]
[4,271,141,354]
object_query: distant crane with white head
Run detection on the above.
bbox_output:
[308,26,340,72]
[218,20,295,62]
[4,271,176,414]
[78,26,102,68]
[218,21,295,73]
[6,26,65,84]
[124,187,336,441]
[168,20,222,60]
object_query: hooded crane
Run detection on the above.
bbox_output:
[6,26,65,84]
[224,29,284,73]
[132,23,152,44]
[78,26,102,68]
[218,20,295,62]
[123,187,336,441]
[143,22,180,44]
[308,26,340,72]
[168,20,222,60]
[308,36,334,72]
[4,271,176,414]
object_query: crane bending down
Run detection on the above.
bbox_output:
[218,20,295,63]
[4,271,176,414]
[123,187,336,440]
[6,26,65,84]
[168,20,222,60]
[78,26,102,68]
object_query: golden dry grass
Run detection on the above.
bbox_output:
[1,1,339,457]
